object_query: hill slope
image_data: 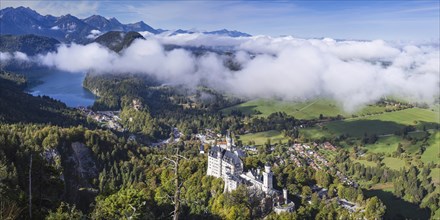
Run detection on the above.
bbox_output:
[0,70,84,125]
[0,34,60,55]
[94,31,145,52]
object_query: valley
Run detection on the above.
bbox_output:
[0,4,439,220]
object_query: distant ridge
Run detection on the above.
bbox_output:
[0,34,60,55]
[0,7,252,44]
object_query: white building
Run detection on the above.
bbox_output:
[207,132,274,193]
[207,133,243,183]
[206,132,295,214]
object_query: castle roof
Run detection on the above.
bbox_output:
[223,151,241,166]
[208,146,242,166]
[208,146,222,158]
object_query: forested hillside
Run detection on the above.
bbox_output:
[0,34,60,55]
[0,71,84,125]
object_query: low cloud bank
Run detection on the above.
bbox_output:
[0,51,29,62]
[3,34,440,111]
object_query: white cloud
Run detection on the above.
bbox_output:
[86,30,102,39]
[31,34,440,111]
[0,51,29,62]
[0,51,31,68]
[39,43,117,72]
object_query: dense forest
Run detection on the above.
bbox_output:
[0,68,438,219]
[1,123,391,219]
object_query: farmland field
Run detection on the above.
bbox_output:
[365,135,401,154]
[352,107,439,125]
[430,168,440,184]
[352,158,377,167]
[421,131,440,163]
[322,108,439,137]
[364,132,428,154]
[382,157,407,170]
[222,98,391,119]
[239,130,289,146]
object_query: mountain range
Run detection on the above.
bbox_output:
[0,7,251,44]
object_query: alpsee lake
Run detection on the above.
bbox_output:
[27,68,96,107]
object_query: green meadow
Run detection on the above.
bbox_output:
[320,108,439,138]
[238,130,289,146]
[222,98,391,119]
[421,132,440,163]
[382,157,408,170]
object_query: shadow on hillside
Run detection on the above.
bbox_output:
[224,105,260,115]
[326,120,439,138]
[363,189,430,220]
[326,120,404,137]
[417,121,440,130]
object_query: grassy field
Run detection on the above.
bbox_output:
[370,182,394,191]
[299,127,333,140]
[221,99,391,119]
[382,157,407,170]
[430,168,440,184]
[355,107,439,125]
[361,130,438,157]
[364,133,428,154]
[321,108,439,138]
[365,135,401,154]
[227,99,439,169]
[421,132,440,163]
[324,120,403,137]
[239,130,289,146]
[352,158,377,167]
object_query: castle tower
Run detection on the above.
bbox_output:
[207,146,223,178]
[226,131,233,151]
[283,189,288,204]
[217,148,223,177]
[263,164,273,193]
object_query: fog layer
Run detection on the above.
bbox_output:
[2,34,439,111]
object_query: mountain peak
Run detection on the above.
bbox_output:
[126,21,157,34]
[15,6,34,12]
[83,15,125,32]
[83,15,109,23]
[204,29,251,37]
[59,14,76,19]
[1,6,42,18]
[109,17,119,22]
[0,6,251,42]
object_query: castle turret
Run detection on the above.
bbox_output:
[217,147,222,157]
[226,131,233,151]
[263,164,273,193]
[283,189,288,204]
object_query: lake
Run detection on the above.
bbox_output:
[27,68,96,107]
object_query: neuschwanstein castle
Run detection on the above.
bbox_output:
[206,133,275,193]
[206,132,295,213]
[207,134,274,194]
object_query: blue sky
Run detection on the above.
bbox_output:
[2,0,439,41]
